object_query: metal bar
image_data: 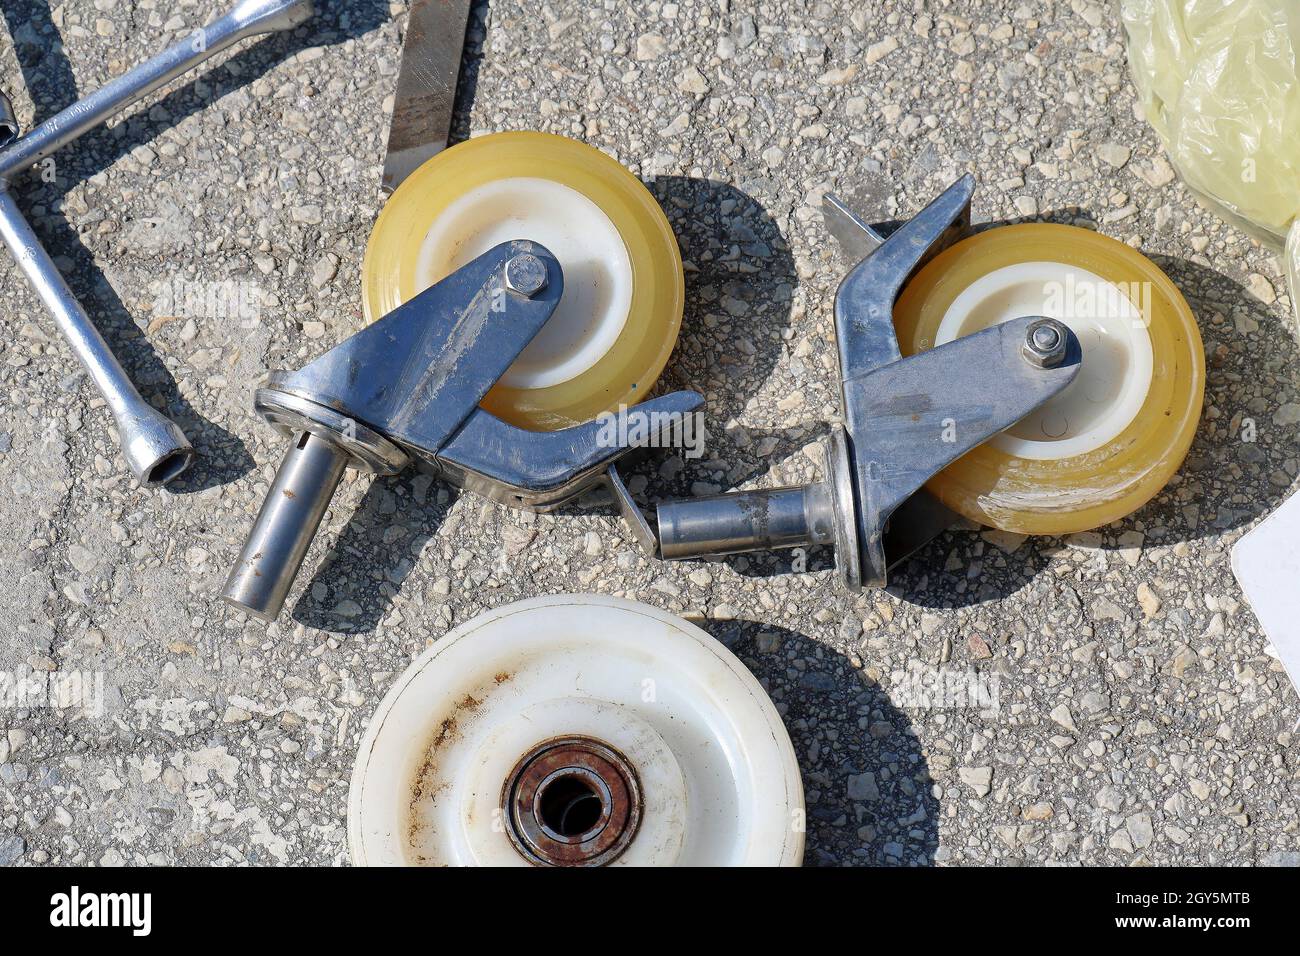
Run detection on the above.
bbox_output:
[657,483,836,560]
[0,189,194,484]
[606,464,658,557]
[380,0,474,194]
[821,192,888,262]
[222,431,348,620]
[0,0,314,180]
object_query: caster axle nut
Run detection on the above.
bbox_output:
[1021,316,1071,369]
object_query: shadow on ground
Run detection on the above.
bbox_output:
[703,619,939,866]
[290,471,454,633]
[629,173,801,484]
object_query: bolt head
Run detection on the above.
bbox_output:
[1031,324,1061,352]
[1021,317,1069,369]
[504,253,548,297]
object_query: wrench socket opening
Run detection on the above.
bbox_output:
[145,450,195,487]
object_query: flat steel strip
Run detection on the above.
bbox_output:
[381,0,474,194]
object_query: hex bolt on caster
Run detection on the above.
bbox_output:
[348,595,804,867]
[0,0,315,486]
[652,175,1204,589]
[222,240,701,620]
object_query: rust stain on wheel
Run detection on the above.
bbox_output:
[503,736,642,867]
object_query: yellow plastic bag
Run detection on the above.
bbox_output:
[1122,0,1300,246]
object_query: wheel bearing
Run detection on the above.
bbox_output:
[503,736,642,867]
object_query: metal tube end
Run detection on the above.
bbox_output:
[657,484,835,560]
[0,92,17,148]
[117,405,195,487]
[222,432,348,621]
[226,0,316,39]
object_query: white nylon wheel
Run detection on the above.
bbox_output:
[415,176,634,390]
[348,595,804,867]
[932,260,1154,460]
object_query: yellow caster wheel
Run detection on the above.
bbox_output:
[363,131,684,430]
[893,224,1204,534]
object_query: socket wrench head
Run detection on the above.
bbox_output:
[116,403,195,487]
[0,93,17,148]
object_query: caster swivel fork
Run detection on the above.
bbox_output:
[222,240,702,619]
[649,176,1083,590]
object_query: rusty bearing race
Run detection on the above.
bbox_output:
[503,735,642,867]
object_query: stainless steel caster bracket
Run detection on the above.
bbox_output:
[652,176,1084,590]
[222,239,701,619]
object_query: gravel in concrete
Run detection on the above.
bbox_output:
[0,0,1297,866]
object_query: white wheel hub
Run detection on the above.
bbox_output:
[934,261,1154,460]
[415,177,633,390]
[348,595,804,866]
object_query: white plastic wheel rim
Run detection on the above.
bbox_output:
[348,595,804,867]
[934,261,1154,460]
[415,177,634,390]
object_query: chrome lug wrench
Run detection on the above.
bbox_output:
[0,0,314,486]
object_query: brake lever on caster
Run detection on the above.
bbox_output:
[222,239,701,620]
[646,176,1084,591]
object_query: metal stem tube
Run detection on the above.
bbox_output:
[222,431,348,620]
[0,0,315,180]
[657,482,837,560]
[0,190,195,484]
